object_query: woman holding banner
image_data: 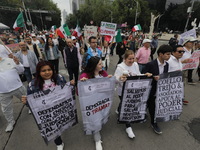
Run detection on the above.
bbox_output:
[114,50,151,139]
[79,56,112,150]
[21,61,75,150]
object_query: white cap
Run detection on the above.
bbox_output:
[182,36,197,45]
[31,33,36,37]
[71,36,76,40]
[142,39,152,44]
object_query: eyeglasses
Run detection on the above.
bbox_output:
[176,51,185,53]
[91,42,97,43]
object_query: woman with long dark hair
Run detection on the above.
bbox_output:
[79,56,112,150]
[44,37,60,74]
[21,61,74,150]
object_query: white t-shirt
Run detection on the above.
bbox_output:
[22,54,30,67]
[114,61,142,96]
[0,58,24,93]
[157,58,166,74]
[167,55,182,72]
[180,47,192,61]
[49,47,55,60]
[0,44,11,57]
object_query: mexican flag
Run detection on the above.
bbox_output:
[57,24,71,38]
[51,25,57,33]
[115,29,122,42]
[72,21,81,37]
[132,24,142,32]
[13,12,24,31]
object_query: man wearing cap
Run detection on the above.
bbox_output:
[136,39,152,72]
[31,34,40,45]
[180,36,197,85]
[72,36,80,52]
[8,38,15,44]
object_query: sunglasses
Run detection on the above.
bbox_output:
[176,51,185,53]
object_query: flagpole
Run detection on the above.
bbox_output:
[0,39,12,54]
[19,8,27,31]
[27,8,34,31]
[21,0,29,30]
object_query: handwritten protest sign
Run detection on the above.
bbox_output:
[84,26,98,37]
[100,21,117,36]
[27,84,77,143]
[178,29,196,45]
[182,50,200,70]
[78,77,115,135]
[119,76,152,123]
[155,71,183,123]
[6,43,20,53]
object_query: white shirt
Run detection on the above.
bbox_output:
[114,61,142,96]
[0,44,11,57]
[167,55,182,72]
[32,40,40,45]
[91,48,98,56]
[157,58,166,74]
[53,38,59,45]
[49,47,55,60]
[75,42,80,52]
[0,57,24,93]
[22,54,30,67]
[180,47,192,61]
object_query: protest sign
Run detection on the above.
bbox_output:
[78,77,115,135]
[182,50,200,70]
[100,21,117,36]
[6,43,20,53]
[84,25,98,37]
[178,29,196,45]
[119,76,152,123]
[27,84,77,143]
[155,71,183,123]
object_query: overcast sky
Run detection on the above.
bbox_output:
[52,0,71,14]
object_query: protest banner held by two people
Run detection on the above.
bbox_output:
[78,77,116,135]
[119,71,184,124]
[155,71,184,122]
[182,50,200,70]
[118,76,152,123]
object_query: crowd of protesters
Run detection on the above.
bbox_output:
[0,29,200,150]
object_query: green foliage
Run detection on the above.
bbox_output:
[66,0,151,31]
[0,0,60,31]
[66,0,200,32]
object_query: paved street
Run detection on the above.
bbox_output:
[1,40,200,150]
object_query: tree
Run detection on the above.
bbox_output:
[0,0,61,31]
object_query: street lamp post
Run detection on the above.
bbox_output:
[133,0,138,25]
[107,10,113,23]
[184,0,195,32]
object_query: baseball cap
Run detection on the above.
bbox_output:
[142,39,152,44]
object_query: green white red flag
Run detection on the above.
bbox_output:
[13,12,25,31]
[132,24,142,32]
[57,24,71,38]
[72,22,81,37]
